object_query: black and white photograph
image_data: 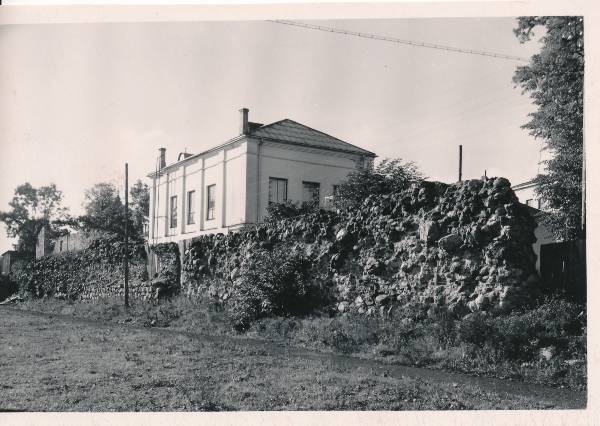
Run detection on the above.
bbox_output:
[0,2,594,421]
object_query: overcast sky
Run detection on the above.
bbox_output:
[0,18,542,252]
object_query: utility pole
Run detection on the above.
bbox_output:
[124,163,130,308]
[458,145,463,182]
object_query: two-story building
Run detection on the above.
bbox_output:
[147,108,376,246]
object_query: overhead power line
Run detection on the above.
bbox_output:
[269,19,529,63]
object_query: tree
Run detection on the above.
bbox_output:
[333,158,424,211]
[80,182,126,235]
[513,17,584,240]
[80,181,149,240]
[0,183,70,253]
[130,180,149,238]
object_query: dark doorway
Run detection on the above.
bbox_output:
[539,239,586,303]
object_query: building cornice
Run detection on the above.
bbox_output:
[147,134,377,178]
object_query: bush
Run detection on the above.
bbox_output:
[227,245,329,331]
[456,297,585,361]
[333,158,424,211]
[265,200,321,222]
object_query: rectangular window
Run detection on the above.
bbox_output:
[187,190,196,225]
[526,199,534,207]
[268,177,288,204]
[302,181,320,205]
[206,185,216,220]
[170,196,178,228]
[332,185,340,197]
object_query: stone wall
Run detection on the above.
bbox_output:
[14,237,180,302]
[182,177,539,316]
[15,237,150,300]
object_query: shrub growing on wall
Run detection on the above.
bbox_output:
[333,158,424,211]
[228,244,329,331]
[183,177,540,323]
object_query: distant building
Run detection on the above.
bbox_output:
[512,178,554,273]
[1,250,30,275]
[512,179,544,210]
[35,226,100,259]
[512,178,585,302]
[146,108,376,246]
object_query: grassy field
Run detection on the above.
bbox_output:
[12,295,587,391]
[0,306,585,411]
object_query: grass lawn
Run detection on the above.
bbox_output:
[11,295,587,391]
[0,306,585,411]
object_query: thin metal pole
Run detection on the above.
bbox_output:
[458,145,463,182]
[124,163,129,308]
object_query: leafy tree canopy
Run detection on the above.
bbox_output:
[130,180,150,237]
[79,180,149,240]
[513,16,584,240]
[80,182,126,235]
[333,158,424,211]
[0,183,70,253]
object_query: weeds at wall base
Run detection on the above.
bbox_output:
[11,292,585,392]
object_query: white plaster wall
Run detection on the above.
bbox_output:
[150,173,169,240]
[203,150,222,231]
[533,220,555,273]
[148,138,367,244]
[165,169,180,237]
[148,141,249,244]
[245,140,260,223]
[247,139,363,222]
[225,142,248,227]
[182,157,203,235]
[513,185,537,205]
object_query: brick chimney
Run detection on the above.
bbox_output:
[239,108,249,135]
[159,147,166,169]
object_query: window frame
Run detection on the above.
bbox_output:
[187,190,196,225]
[268,177,288,205]
[170,195,178,228]
[206,184,216,221]
[332,184,340,197]
[302,181,321,205]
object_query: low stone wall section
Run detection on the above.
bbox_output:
[13,237,181,302]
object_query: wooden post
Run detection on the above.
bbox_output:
[124,163,129,308]
[458,145,463,182]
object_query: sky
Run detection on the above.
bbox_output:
[0,18,542,252]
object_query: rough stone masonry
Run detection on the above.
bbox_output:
[182,176,540,317]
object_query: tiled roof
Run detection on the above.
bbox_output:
[249,119,376,157]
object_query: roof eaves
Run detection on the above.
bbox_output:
[255,135,376,157]
[512,178,538,190]
[147,134,247,178]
